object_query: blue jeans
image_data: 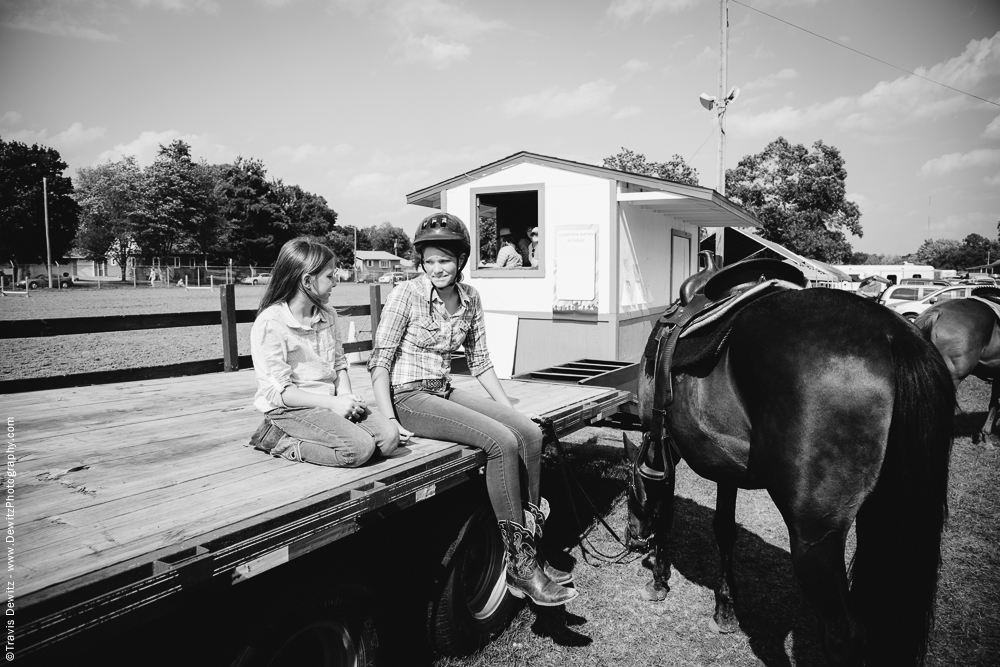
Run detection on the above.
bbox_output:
[394,387,543,522]
[259,406,399,468]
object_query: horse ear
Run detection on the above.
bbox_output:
[622,431,639,461]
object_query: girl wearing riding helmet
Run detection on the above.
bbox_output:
[368,213,577,607]
[249,237,399,468]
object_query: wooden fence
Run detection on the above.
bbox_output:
[0,284,383,394]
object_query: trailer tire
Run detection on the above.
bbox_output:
[427,505,520,657]
[234,585,381,667]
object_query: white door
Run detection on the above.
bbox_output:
[671,233,691,302]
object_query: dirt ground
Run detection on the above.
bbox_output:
[0,282,385,381]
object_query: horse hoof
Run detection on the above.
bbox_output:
[642,581,669,602]
[708,614,738,634]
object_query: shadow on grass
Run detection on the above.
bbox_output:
[542,442,825,667]
[668,496,822,667]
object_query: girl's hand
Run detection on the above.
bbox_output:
[392,419,413,444]
[328,395,367,421]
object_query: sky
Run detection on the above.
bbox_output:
[1,0,998,256]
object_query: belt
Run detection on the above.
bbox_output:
[392,378,449,392]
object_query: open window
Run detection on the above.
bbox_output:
[470,184,544,278]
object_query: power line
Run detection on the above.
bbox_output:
[731,0,1000,109]
[689,120,718,162]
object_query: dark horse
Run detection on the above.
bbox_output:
[915,295,1000,441]
[624,279,954,666]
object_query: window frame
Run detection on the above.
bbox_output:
[469,183,546,279]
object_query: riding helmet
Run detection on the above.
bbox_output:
[413,212,471,270]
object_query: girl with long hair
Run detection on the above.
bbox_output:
[249,237,399,467]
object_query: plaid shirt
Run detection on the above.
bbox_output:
[251,302,347,412]
[368,275,493,387]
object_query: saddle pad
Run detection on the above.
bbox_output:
[969,295,1000,320]
[672,280,803,372]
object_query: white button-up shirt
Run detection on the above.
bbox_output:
[251,302,348,413]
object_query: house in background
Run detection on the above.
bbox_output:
[406,150,760,375]
[354,250,406,282]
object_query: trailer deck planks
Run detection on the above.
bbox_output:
[16,365,632,658]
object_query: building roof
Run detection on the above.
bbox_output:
[355,250,403,261]
[704,227,852,283]
[406,151,760,229]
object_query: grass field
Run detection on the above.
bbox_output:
[5,286,998,665]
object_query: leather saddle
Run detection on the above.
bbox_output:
[636,251,807,481]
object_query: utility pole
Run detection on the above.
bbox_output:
[43,176,52,289]
[699,0,737,264]
[717,0,728,197]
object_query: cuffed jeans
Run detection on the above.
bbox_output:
[394,387,543,522]
[255,406,399,468]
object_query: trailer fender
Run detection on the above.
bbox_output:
[426,504,520,657]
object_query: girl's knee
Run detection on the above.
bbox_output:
[376,425,400,457]
[348,438,378,467]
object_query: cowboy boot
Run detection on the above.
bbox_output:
[526,498,574,585]
[498,513,578,607]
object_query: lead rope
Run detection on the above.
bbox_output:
[540,419,639,565]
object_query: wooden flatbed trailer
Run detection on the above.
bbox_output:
[13,359,631,665]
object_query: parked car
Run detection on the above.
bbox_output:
[241,273,271,286]
[16,273,73,289]
[898,279,949,286]
[890,285,978,321]
[378,272,407,284]
[877,283,958,308]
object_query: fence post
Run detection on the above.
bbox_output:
[369,284,382,342]
[220,283,239,372]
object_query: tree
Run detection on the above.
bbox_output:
[603,147,700,186]
[74,156,145,280]
[277,183,338,238]
[849,251,905,265]
[216,156,289,265]
[0,138,80,278]
[136,140,221,260]
[326,226,356,268]
[365,222,412,257]
[726,137,862,263]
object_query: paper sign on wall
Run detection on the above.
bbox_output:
[553,227,598,319]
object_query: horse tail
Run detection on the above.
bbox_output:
[851,321,954,665]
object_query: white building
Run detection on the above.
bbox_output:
[406,151,760,374]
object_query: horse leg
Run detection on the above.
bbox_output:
[980,375,1000,444]
[643,464,675,602]
[790,529,863,667]
[708,483,739,634]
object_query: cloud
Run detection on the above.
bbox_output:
[0,0,222,41]
[335,0,503,68]
[622,59,650,75]
[606,0,698,23]
[271,143,352,163]
[919,148,1000,176]
[612,106,642,120]
[95,129,234,166]
[503,80,617,120]
[743,68,797,91]
[0,1,120,41]
[985,115,1000,140]
[730,32,1000,137]
[693,46,714,65]
[5,122,107,150]
[985,172,1000,187]
[2,111,22,125]
[130,0,221,13]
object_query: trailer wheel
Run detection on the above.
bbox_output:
[427,505,520,656]
[234,585,380,667]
